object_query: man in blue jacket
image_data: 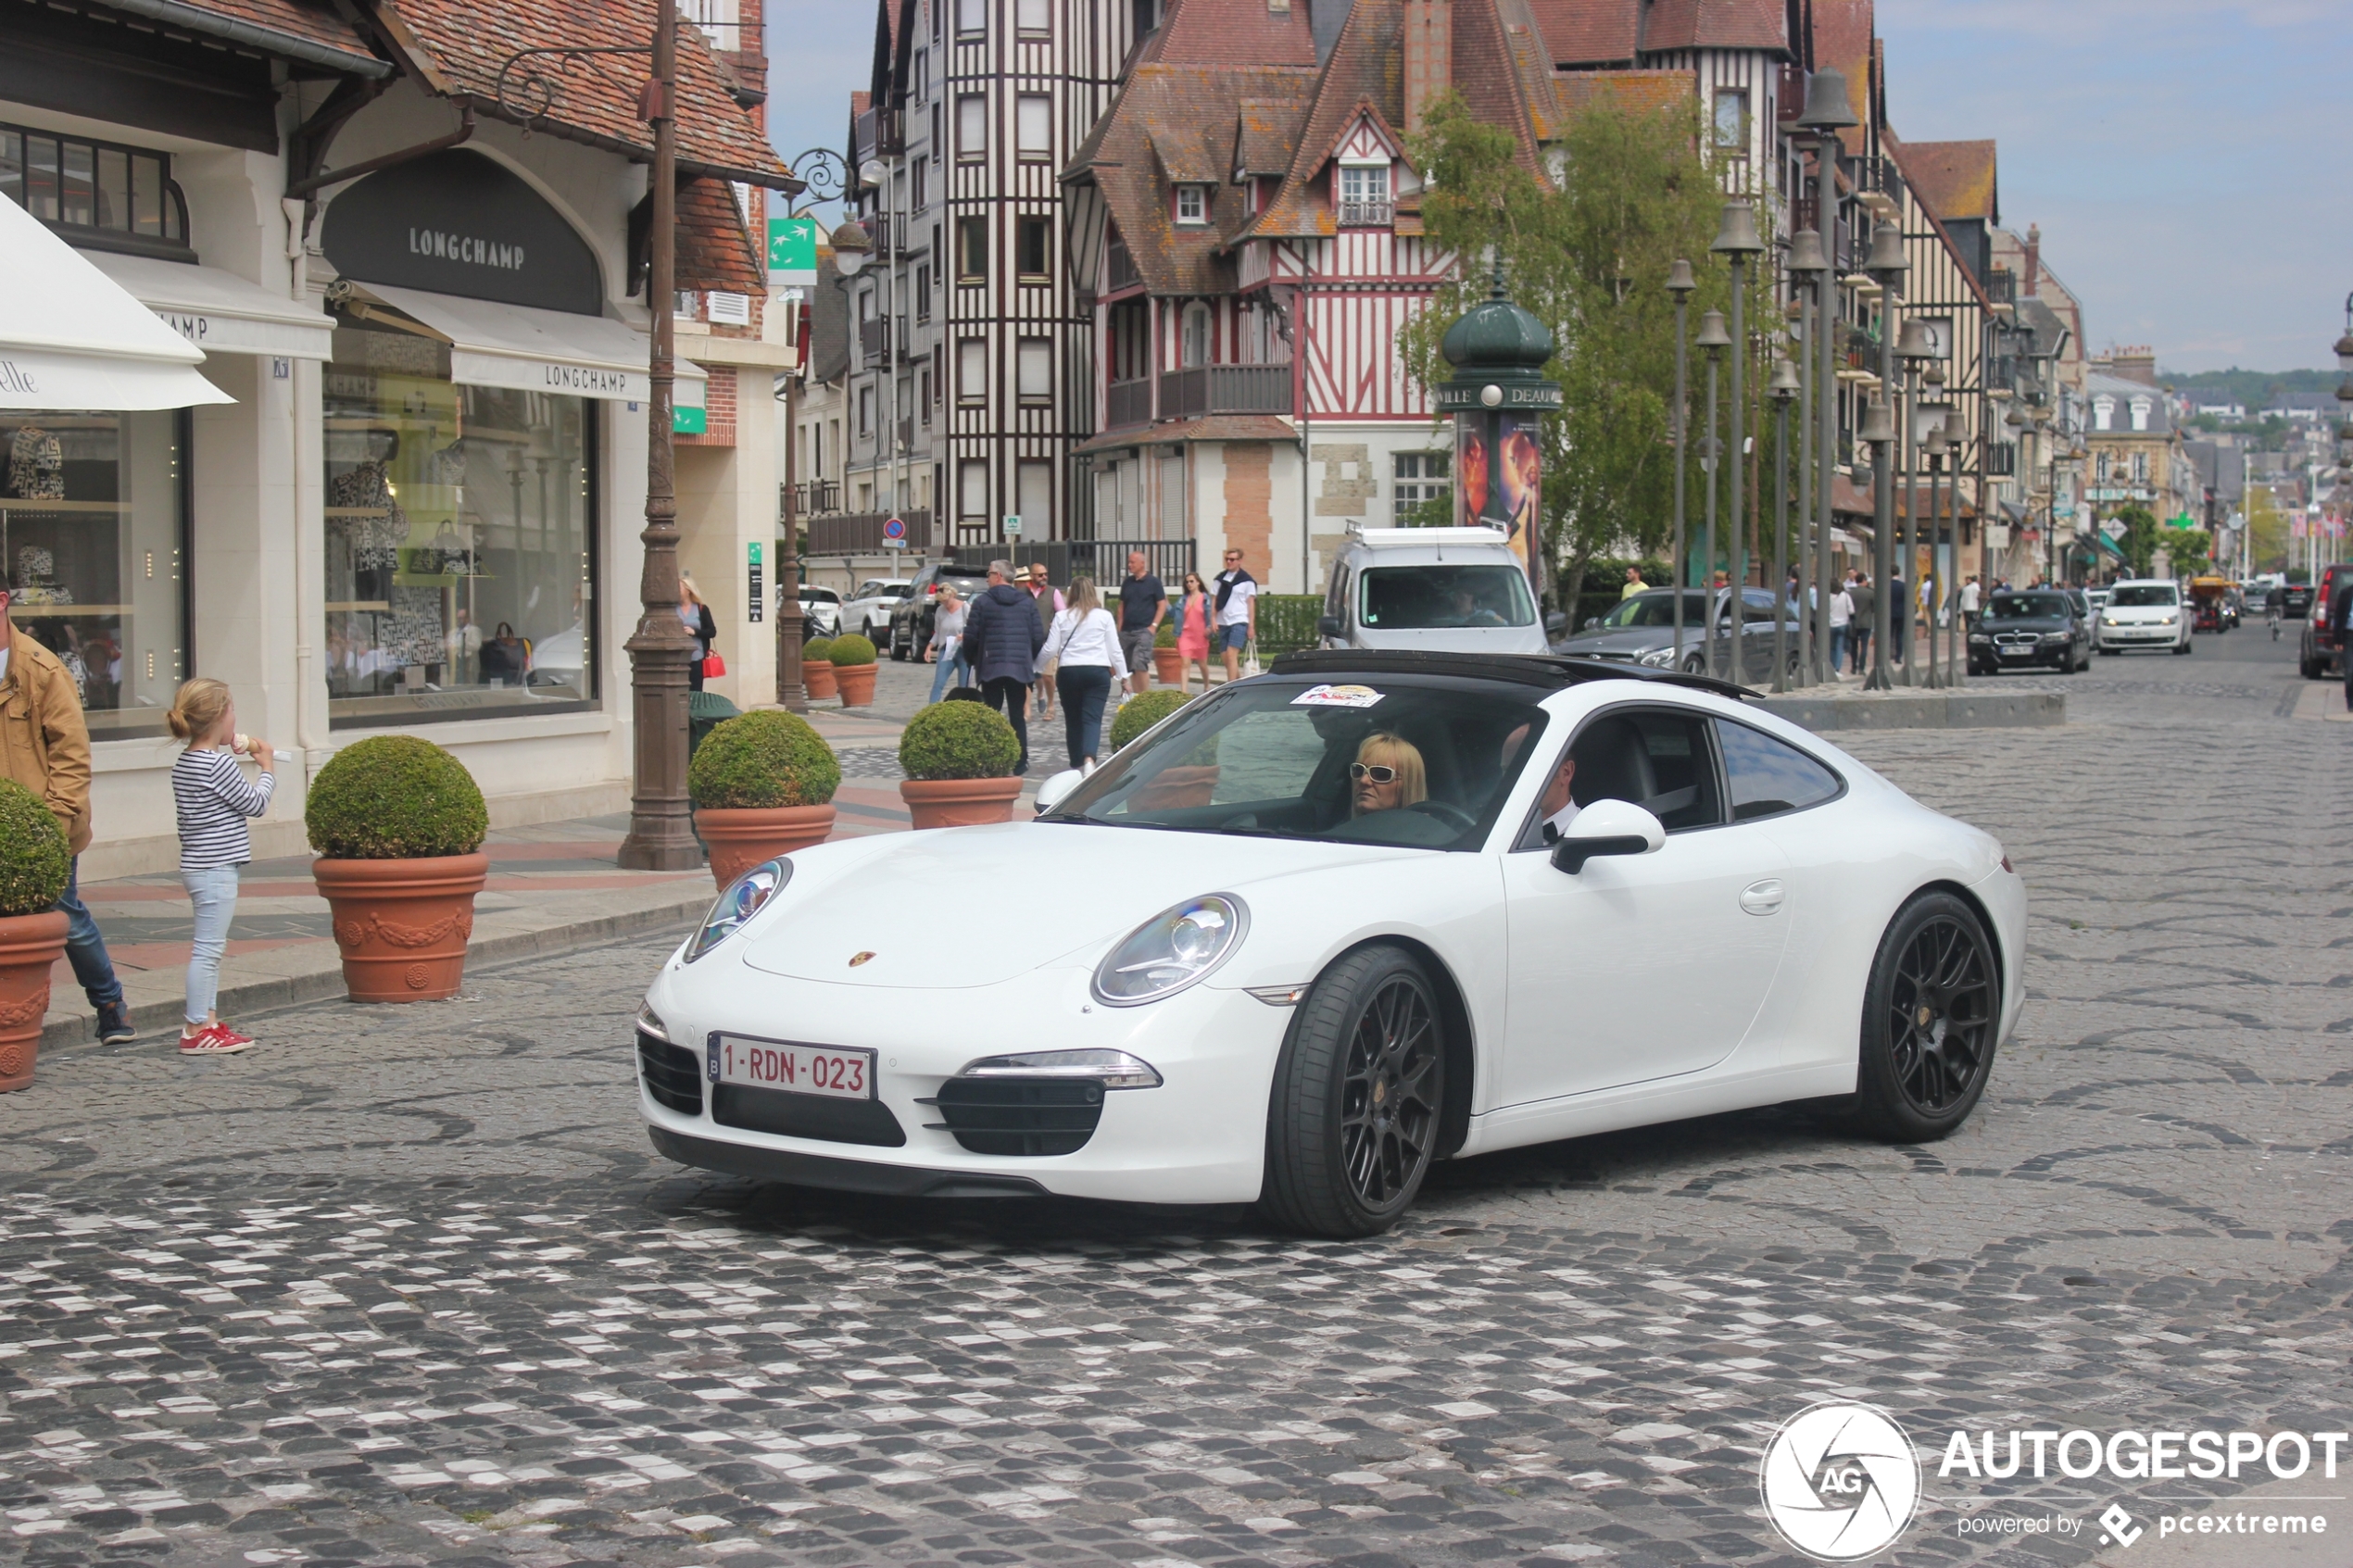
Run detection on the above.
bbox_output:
[963,559,1048,772]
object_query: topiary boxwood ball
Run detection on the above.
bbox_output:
[826,632,877,666]
[1109,687,1193,751]
[899,700,1020,781]
[689,709,842,809]
[802,636,834,663]
[0,778,70,918]
[1154,621,1178,648]
[307,735,488,859]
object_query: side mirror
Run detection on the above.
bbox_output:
[1316,614,1344,638]
[1582,616,1600,630]
[1548,798,1667,874]
[1034,769,1085,816]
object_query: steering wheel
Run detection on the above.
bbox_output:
[1406,799,1478,834]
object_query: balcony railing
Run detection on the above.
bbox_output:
[1984,267,2017,306]
[808,508,934,556]
[1337,199,1394,228]
[780,479,843,521]
[852,105,902,168]
[1986,444,2017,478]
[858,318,886,362]
[1156,364,1291,420]
[1107,377,1152,429]
[948,539,1196,586]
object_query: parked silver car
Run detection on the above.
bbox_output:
[1552,587,1800,685]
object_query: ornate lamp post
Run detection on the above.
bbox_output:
[1922,418,1950,686]
[1794,68,1856,686]
[772,148,849,712]
[1787,228,1830,684]
[1695,307,1731,677]
[1666,258,1696,668]
[1712,201,1765,682]
[1861,220,1908,690]
[1768,356,1799,691]
[1894,316,1937,684]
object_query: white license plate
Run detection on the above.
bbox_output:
[2000,646,2032,658]
[708,1035,875,1099]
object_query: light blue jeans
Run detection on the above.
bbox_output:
[182,864,239,1025]
[927,645,970,703]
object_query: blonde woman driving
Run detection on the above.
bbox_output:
[1350,732,1428,817]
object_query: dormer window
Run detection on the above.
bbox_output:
[2093,396,2115,433]
[2129,397,2150,432]
[1175,184,1208,225]
[1339,163,1391,227]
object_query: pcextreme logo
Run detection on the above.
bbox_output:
[1758,1399,1922,1562]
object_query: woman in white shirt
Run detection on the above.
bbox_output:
[1828,580,1855,677]
[1038,576,1128,770]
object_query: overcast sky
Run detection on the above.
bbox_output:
[766,0,2346,374]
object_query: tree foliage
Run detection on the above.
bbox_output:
[2112,504,2162,579]
[1402,92,1778,596]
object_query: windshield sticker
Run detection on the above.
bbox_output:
[1291,684,1386,709]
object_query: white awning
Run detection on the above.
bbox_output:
[85,251,335,361]
[0,194,233,411]
[351,282,705,408]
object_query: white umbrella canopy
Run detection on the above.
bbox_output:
[0,195,234,411]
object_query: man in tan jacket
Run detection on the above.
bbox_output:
[0,577,133,1043]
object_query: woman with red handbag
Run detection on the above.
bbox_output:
[679,572,722,691]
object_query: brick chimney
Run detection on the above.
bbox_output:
[2022,222,2040,298]
[1403,0,1450,136]
[2108,347,2157,386]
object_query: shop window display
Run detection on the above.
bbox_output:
[0,411,189,738]
[322,309,597,726]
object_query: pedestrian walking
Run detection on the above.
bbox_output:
[963,560,1047,772]
[1960,574,1982,638]
[1888,570,1906,666]
[166,679,274,1056]
[1174,571,1214,693]
[1621,566,1647,600]
[0,575,133,1043]
[925,586,969,704]
[1848,575,1872,673]
[1212,546,1259,684]
[1023,563,1063,720]
[1828,576,1854,676]
[1039,577,1128,771]
[1115,550,1166,696]
[679,572,718,692]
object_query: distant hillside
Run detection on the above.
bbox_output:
[2158,367,2337,407]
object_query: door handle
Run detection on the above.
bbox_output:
[1739,879,1785,916]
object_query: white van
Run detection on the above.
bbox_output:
[1317,526,1548,655]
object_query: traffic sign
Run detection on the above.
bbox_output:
[883,516,906,540]
[1003,514,1022,538]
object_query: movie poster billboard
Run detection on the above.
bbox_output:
[1455,413,1538,579]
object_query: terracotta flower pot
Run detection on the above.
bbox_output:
[695,805,837,887]
[1152,646,1184,685]
[802,659,838,700]
[1131,762,1221,811]
[0,910,69,1093]
[833,661,878,708]
[900,775,1025,829]
[313,852,489,1003]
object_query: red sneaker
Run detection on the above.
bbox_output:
[179,1023,254,1056]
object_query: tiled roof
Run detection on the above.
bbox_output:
[1554,68,1693,118]
[1249,0,1415,237]
[1894,138,1996,223]
[1233,99,1302,176]
[1523,0,1637,64]
[1644,0,1788,54]
[166,0,386,70]
[375,0,790,186]
[675,179,765,295]
[1143,0,1316,66]
[1147,117,1224,184]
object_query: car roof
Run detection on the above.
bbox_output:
[1267,648,1750,701]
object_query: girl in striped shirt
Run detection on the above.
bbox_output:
[167,679,275,1056]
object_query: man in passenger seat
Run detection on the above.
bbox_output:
[1536,754,1579,842]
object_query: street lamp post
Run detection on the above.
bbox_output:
[1696,307,1731,678]
[1667,259,1696,670]
[1894,317,1936,684]
[1769,357,1799,691]
[1795,68,1857,685]
[1862,220,1908,691]
[1712,201,1765,684]
[617,0,701,871]
[1788,228,1829,684]
[773,149,851,713]
[1923,419,1949,687]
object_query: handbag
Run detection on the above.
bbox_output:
[1242,637,1261,679]
[702,652,726,678]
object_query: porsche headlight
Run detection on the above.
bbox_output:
[686,859,790,962]
[1092,894,1248,1006]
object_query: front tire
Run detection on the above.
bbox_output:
[1261,945,1445,1237]
[1851,892,1999,1141]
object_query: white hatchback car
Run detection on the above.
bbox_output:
[840,577,912,643]
[2095,579,2192,656]
[638,650,2025,1236]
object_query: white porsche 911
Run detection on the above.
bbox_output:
[638,651,2024,1236]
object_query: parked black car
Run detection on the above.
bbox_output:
[887,560,995,660]
[1969,589,2091,674]
[2283,581,2316,619]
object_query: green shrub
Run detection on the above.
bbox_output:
[826,632,877,666]
[899,700,1020,780]
[1109,688,1192,751]
[1252,594,1324,654]
[803,636,834,664]
[307,735,487,859]
[0,779,69,918]
[689,709,841,809]
[1153,621,1177,647]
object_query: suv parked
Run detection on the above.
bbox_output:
[2094,579,2192,656]
[887,560,995,660]
[1318,526,1548,655]
[2298,562,2350,680]
[842,577,913,644]
[1969,588,2091,674]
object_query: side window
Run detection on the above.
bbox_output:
[1560,709,1722,833]
[1716,720,1843,822]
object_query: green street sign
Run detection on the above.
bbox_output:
[768,217,817,285]
[749,542,762,565]
[673,404,707,436]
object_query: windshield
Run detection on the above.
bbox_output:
[1359,565,1537,630]
[1043,676,1551,849]
[1988,593,2070,619]
[2110,584,2179,608]
[1596,590,1708,629]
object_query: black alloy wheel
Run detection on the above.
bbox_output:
[1849,891,1999,1140]
[1261,945,1445,1237]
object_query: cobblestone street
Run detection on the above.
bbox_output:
[2,632,2348,1568]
